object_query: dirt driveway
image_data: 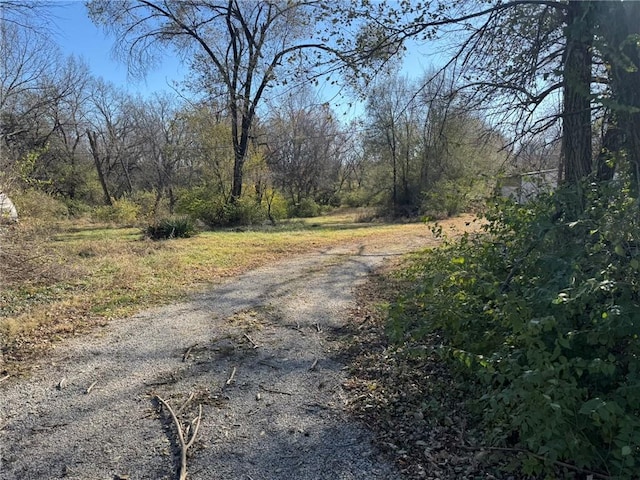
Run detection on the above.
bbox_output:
[0,217,474,480]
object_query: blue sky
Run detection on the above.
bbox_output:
[49,1,439,108]
[53,1,185,95]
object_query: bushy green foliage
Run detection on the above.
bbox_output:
[265,190,288,222]
[92,198,140,226]
[390,181,640,478]
[176,187,268,227]
[221,197,266,226]
[63,198,93,218]
[341,188,371,208]
[175,187,226,226]
[12,189,69,221]
[288,197,321,218]
[420,179,470,219]
[129,190,170,223]
[144,216,198,240]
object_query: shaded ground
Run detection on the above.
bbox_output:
[336,268,523,480]
[0,216,479,480]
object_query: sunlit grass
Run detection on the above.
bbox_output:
[0,211,471,373]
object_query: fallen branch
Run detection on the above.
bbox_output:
[309,358,319,371]
[155,395,203,480]
[259,384,293,396]
[0,374,10,384]
[226,367,237,385]
[182,344,197,362]
[176,392,195,416]
[243,334,259,349]
[85,381,98,394]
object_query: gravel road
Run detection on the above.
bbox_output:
[0,225,451,480]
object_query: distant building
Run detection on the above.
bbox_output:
[499,169,558,203]
[0,192,18,222]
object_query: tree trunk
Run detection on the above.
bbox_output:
[596,121,622,182]
[231,151,244,201]
[86,130,113,206]
[561,1,593,186]
[230,115,251,202]
[603,2,640,196]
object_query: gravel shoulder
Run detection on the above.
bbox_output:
[0,219,469,480]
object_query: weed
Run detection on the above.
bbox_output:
[144,216,198,240]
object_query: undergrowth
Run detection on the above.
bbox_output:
[389,180,640,479]
[144,216,198,240]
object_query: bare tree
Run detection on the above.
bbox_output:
[364,0,639,194]
[130,93,191,213]
[0,21,59,166]
[264,86,345,209]
[85,80,138,203]
[87,0,349,202]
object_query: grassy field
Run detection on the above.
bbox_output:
[0,210,447,375]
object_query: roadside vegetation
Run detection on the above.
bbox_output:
[346,179,640,480]
[0,203,430,376]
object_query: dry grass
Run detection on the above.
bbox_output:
[0,212,479,376]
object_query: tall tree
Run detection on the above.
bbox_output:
[87,0,346,201]
[561,1,594,185]
[264,87,345,208]
[595,2,640,194]
[130,93,190,212]
[85,80,138,203]
[359,1,638,189]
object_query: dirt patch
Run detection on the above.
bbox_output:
[0,216,479,479]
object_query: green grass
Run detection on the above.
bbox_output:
[0,212,440,372]
[0,210,469,375]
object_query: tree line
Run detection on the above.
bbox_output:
[1,1,507,226]
[2,0,640,476]
[2,0,639,223]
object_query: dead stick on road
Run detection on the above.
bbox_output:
[182,344,197,362]
[86,381,98,394]
[176,392,195,416]
[243,333,259,349]
[226,366,237,385]
[309,358,319,371]
[259,384,293,396]
[155,395,202,480]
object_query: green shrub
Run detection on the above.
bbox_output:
[341,188,370,208]
[144,216,197,240]
[265,190,288,222]
[92,198,140,226]
[288,197,321,218]
[176,188,269,227]
[12,189,68,221]
[175,187,226,226]
[390,180,640,478]
[420,179,469,219]
[129,190,171,223]
[63,198,92,218]
[221,197,266,226]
